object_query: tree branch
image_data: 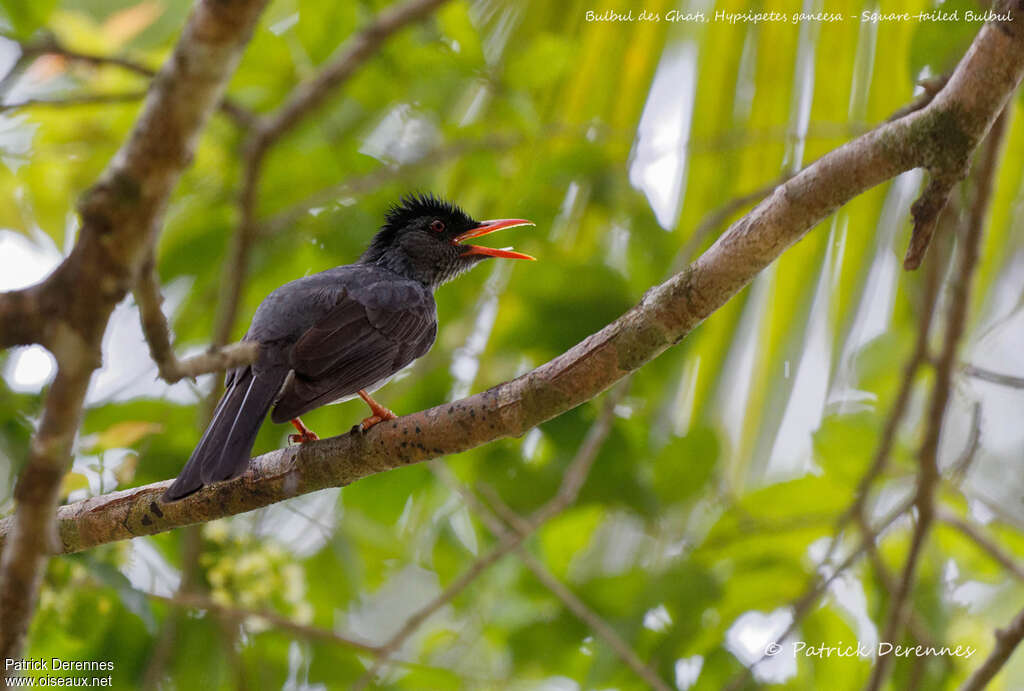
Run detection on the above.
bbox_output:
[904,172,964,269]
[11,33,256,128]
[0,361,93,664]
[959,605,1024,691]
[0,92,147,112]
[16,34,156,78]
[860,528,938,650]
[947,400,983,482]
[669,173,792,274]
[355,383,642,689]
[134,260,257,383]
[257,133,523,238]
[820,213,946,572]
[0,0,270,667]
[937,509,1024,581]
[256,0,450,145]
[2,2,1023,558]
[472,480,674,691]
[421,392,673,691]
[210,0,452,356]
[0,284,46,349]
[150,592,381,654]
[724,497,916,690]
[962,363,1024,388]
[887,74,951,123]
[865,102,1009,691]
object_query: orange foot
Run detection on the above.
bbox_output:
[358,389,397,431]
[288,417,320,444]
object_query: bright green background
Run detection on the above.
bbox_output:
[0,0,1022,689]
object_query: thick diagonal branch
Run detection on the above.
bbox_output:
[3,3,1023,555]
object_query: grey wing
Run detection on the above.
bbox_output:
[269,283,436,423]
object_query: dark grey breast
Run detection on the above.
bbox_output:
[241,264,437,423]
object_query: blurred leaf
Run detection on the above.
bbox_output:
[539,505,604,579]
[651,426,718,506]
[506,33,573,91]
[93,420,163,451]
[76,555,156,634]
[101,0,163,47]
[909,0,978,80]
[59,471,88,498]
[0,0,57,37]
[813,412,877,484]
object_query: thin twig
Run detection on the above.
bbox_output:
[905,172,965,270]
[723,497,915,691]
[962,363,1024,388]
[141,526,203,690]
[858,513,937,648]
[134,261,258,383]
[937,509,1024,581]
[887,74,951,123]
[463,492,674,689]
[354,383,673,691]
[150,592,382,654]
[959,605,1024,691]
[0,92,147,111]
[13,34,256,128]
[866,106,1008,691]
[947,401,983,482]
[258,133,523,237]
[174,346,261,382]
[257,0,450,144]
[351,525,533,689]
[213,0,452,355]
[0,362,95,662]
[821,225,945,572]
[891,71,956,270]
[18,34,155,78]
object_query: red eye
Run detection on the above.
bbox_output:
[430,219,445,233]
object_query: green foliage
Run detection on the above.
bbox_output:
[908,0,978,80]
[0,0,57,37]
[2,0,1023,688]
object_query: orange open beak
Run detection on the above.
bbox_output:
[452,218,536,260]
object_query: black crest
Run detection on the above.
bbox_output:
[383,193,473,233]
[361,193,476,264]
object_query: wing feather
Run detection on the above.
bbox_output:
[270,281,436,423]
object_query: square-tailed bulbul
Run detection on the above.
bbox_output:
[163,194,534,501]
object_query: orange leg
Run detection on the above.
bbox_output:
[288,417,319,444]
[357,389,397,431]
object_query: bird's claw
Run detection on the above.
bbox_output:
[288,417,319,444]
[358,407,397,432]
[288,430,319,444]
[355,389,398,431]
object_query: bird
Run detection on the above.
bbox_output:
[162,194,534,501]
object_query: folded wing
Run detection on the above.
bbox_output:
[270,281,436,423]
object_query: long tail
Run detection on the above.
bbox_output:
[162,365,287,501]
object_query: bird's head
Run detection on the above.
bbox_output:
[360,194,535,287]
